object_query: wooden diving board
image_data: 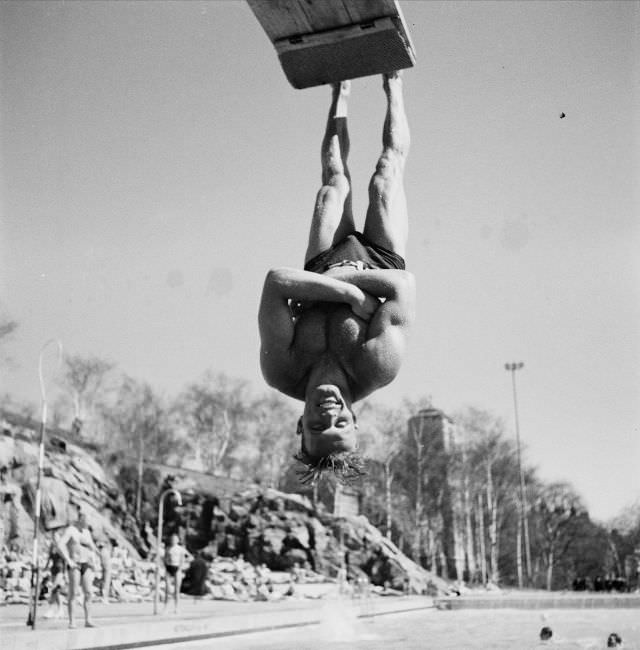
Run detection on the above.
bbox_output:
[246,0,416,89]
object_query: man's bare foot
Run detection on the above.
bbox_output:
[383,70,403,93]
[332,80,351,99]
[331,80,351,117]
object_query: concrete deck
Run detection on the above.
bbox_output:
[1,595,434,650]
[4,592,639,649]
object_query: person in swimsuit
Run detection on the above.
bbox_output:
[163,533,186,613]
[97,538,113,603]
[259,71,415,484]
[43,536,65,619]
[57,508,98,628]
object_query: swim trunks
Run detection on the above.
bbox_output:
[304,232,405,273]
[165,565,179,577]
[69,562,91,576]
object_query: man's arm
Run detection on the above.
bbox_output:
[323,268,416,327]
[258,266,375,365]
[56,527,74,567]
[86,530,98,554]
[328,269,416,399]
[260,267,373,315]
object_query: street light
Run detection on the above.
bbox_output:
[153,488,182,615]
[505,361,531,588]
[27,339,63,629]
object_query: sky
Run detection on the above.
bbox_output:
[0,1,638,522]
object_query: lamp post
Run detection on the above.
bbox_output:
[505,361,531,588]
[27,339,63,629]
[153,488,182,615]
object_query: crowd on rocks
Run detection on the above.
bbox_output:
[0,538,155,609]
[170,484,445,596]
[1,482,429,610]
[0,536,351,612]
[1,417,447,615]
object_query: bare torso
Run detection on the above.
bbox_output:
[62,526,94,564]
[276,300,401,401]
[259,266,414,403]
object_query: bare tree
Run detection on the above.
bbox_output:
[245,391,299,487]
[392,396,434,565]
[533,482,584,590]
[358,401,405,539]
[56,353,114,438]
[173,372,251,475]
[455,407,520,585]
[101,376,179,521]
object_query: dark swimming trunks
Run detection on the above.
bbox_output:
[165,565,179,577]
[69,562,91,576]
[304,232,405,273]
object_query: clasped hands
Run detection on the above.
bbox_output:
[303,265,380,321]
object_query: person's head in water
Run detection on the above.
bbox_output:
[294,384,365,484]
[539,627,553,641]
[607,632,623,647]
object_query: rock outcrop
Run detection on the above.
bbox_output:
[1,415,449,596]
[0,422,140,558]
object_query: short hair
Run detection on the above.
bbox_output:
[293,448,366,486]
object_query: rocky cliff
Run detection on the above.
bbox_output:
[0,414,449,596]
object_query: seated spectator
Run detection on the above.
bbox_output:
[181,552,210,597]
[283,576,297,598]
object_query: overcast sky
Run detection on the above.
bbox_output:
[1,1,638,522]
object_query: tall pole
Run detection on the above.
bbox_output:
[27,339,63,628]
[153,488,182,615]
[505,362,532,586]
[135,434,144,523]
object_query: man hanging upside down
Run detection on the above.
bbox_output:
[258,71,415,483]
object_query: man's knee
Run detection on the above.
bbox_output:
[315,176,350,211]
[368,155,403,203]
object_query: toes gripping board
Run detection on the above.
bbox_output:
[246,0,416,89]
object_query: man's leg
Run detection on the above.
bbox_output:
[67,568,76,628]
[174,569,182,613]
[82,568,95,626]
[304,81,354,265]
[163,573,170,608]
[102,563,111,603]
[363,72,410,257]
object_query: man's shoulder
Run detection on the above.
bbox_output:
[350,362,400,402]
[350,327,405,399]
[260,349,308,401]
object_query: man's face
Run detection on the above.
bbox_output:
[301,385,357,458]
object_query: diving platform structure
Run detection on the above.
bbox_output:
[247,0,416,89]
